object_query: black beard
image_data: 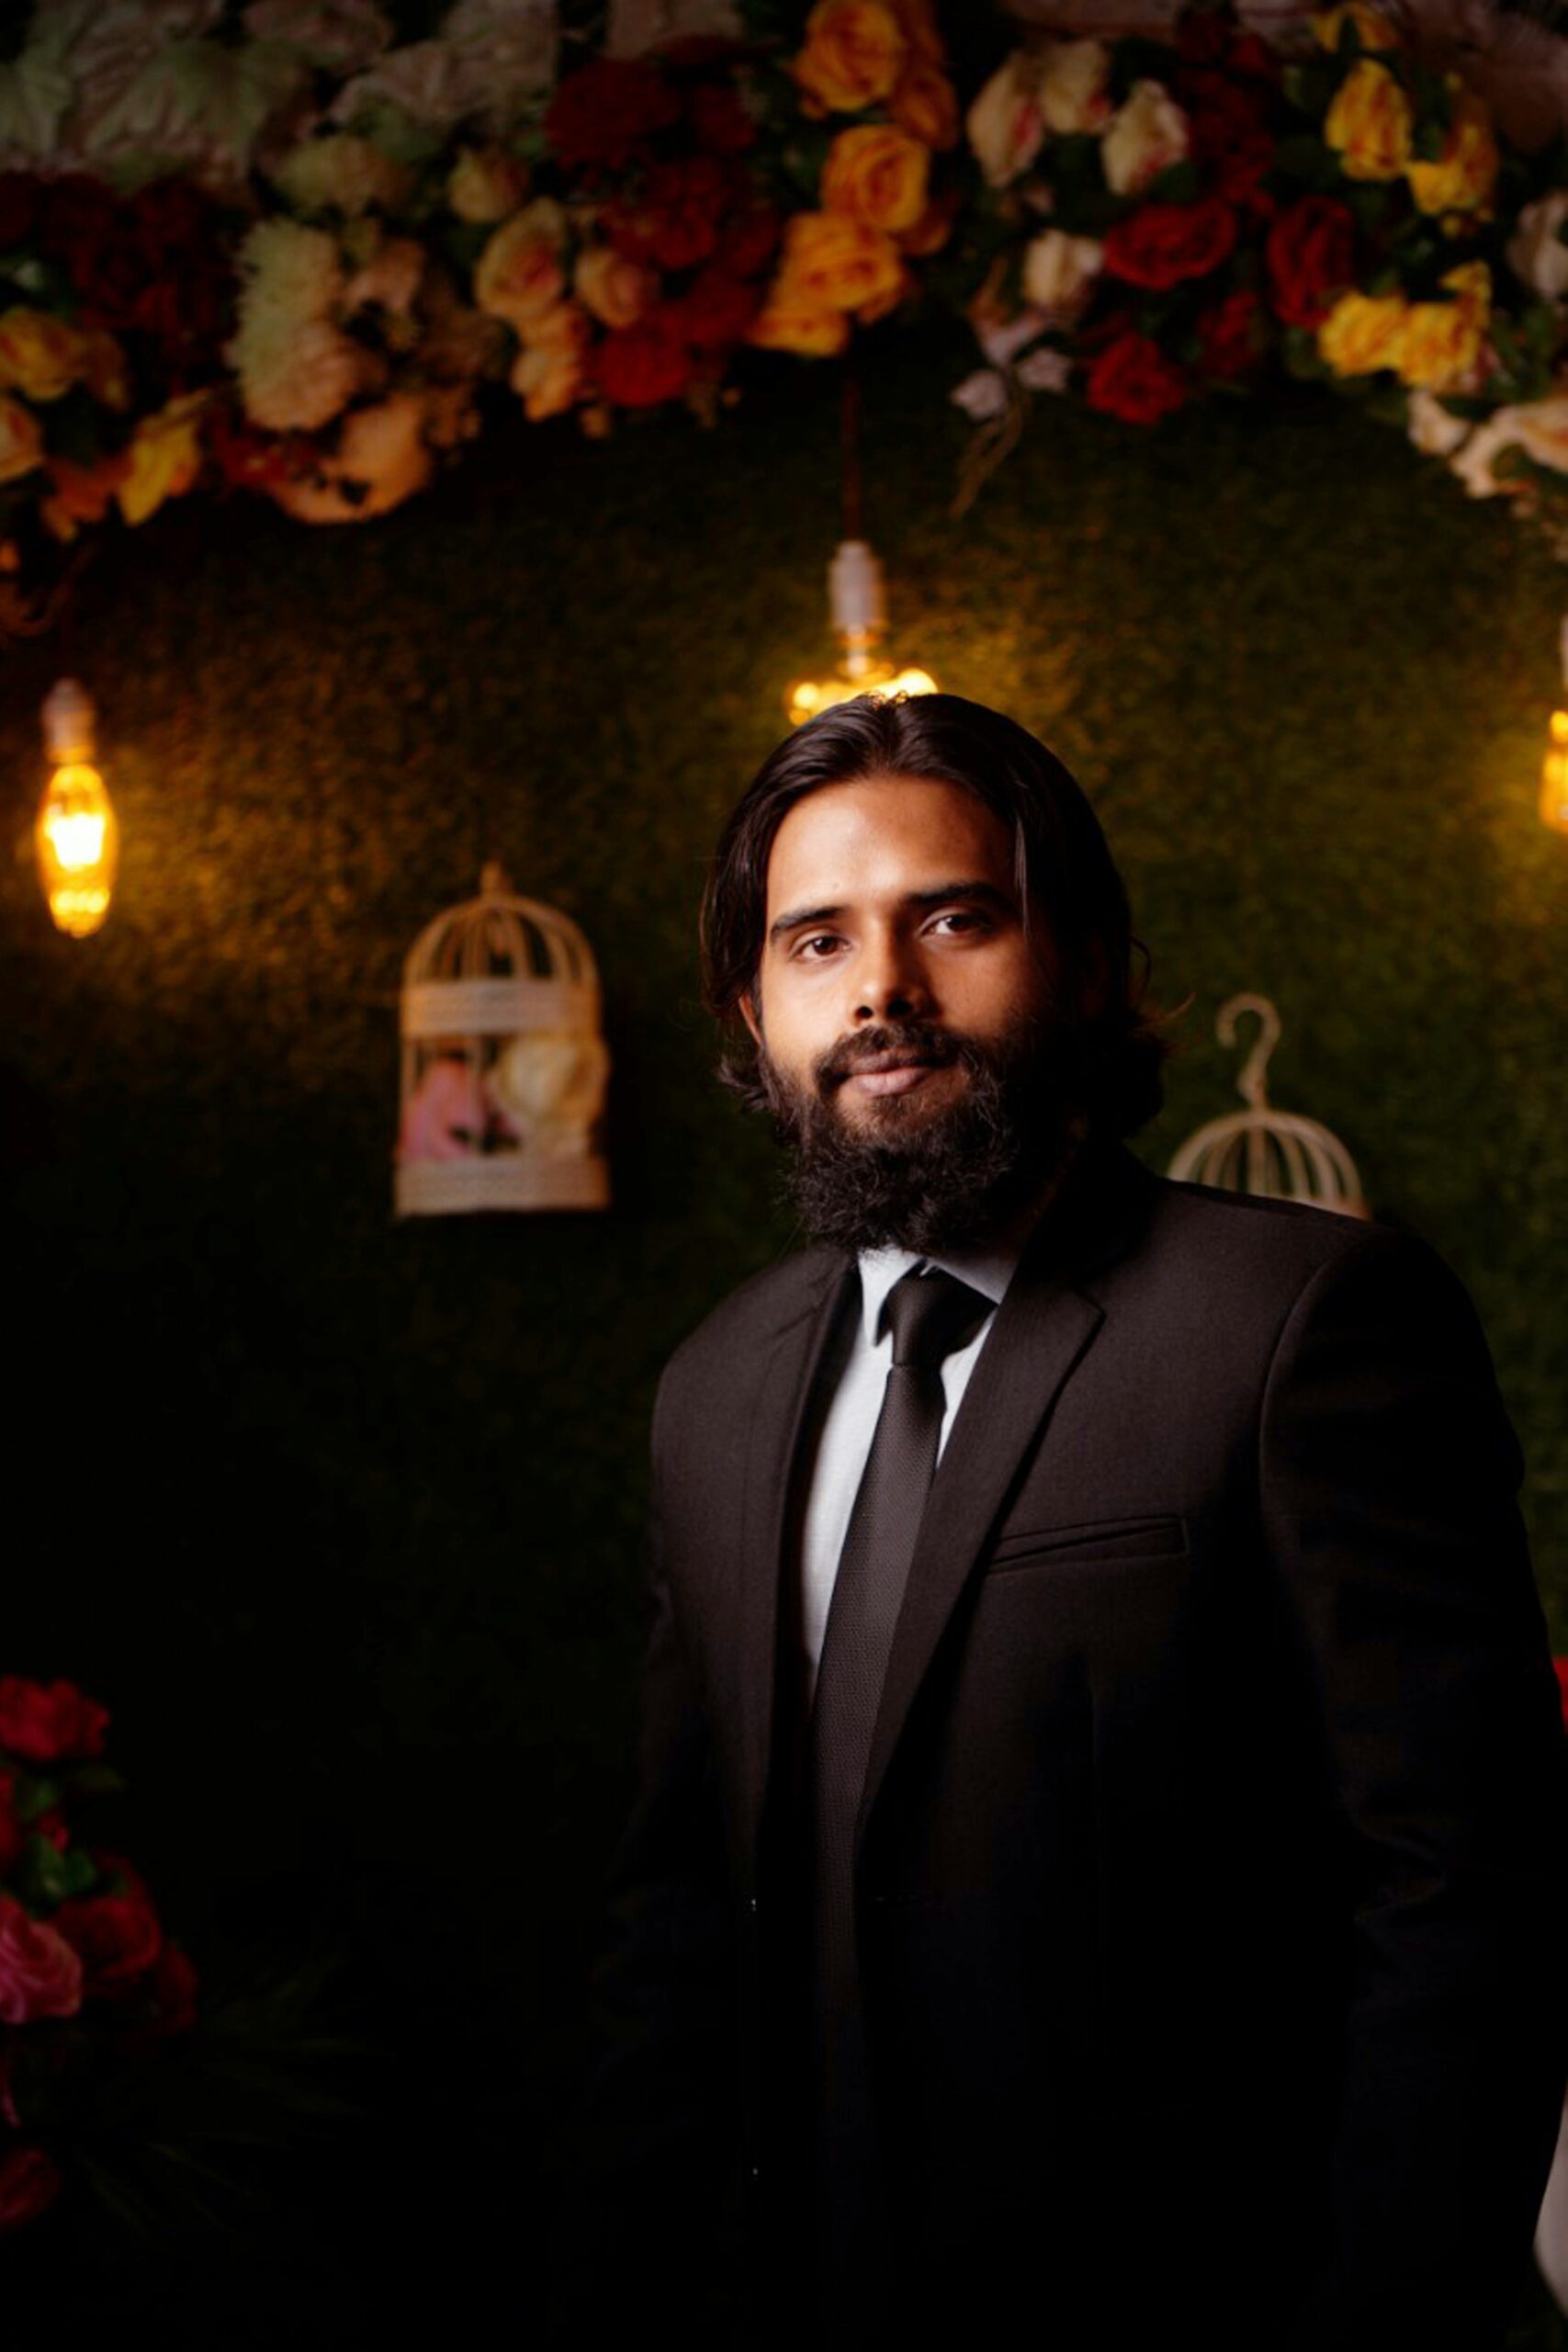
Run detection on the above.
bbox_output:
[759,1015,1082,1254]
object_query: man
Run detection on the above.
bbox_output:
[568,692,1568,2350]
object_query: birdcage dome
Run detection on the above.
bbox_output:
[1166,994,1369,1217]
[395,862,610,1216]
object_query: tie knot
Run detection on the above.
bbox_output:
[882,1266,992,1372]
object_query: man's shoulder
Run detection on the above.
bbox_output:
[659,1242,847,1395]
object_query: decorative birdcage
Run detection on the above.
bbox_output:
[1166,993,1370,1217]
[395,862,610,1216]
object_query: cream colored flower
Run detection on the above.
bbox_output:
[267,390,434,522]
[1038,37,1112,134]
[1021,227,1102,321]
[232,217,344,322]
[231,311,367,430]
[965,52,1044,190]
[1507,190,1568,303]
[475,198,569,328]
[1101,78,1190,198]
[343,232,425,314]
[574,246,657,331]
[491,1030,607,1134]
[1406,385,1471,457]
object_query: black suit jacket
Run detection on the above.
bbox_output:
[567,1136,1568,2349]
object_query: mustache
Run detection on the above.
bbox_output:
[813,1022,973,1094]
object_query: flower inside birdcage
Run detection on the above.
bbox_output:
[395,865,611,1216]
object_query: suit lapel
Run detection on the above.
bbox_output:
[856,1136,1159,1854]
[735,1247,856,1867]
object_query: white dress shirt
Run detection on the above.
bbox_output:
[796,1232,1025,1706]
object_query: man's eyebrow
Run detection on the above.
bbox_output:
[767,880,1016,945]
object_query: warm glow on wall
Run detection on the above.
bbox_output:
[1542,707,1568,838]
[784,538,938,729]
[36,678,117,938]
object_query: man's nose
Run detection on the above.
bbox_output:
[851,930,931,1023]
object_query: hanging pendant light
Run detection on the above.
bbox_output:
[36,678,117,938]
[784,359,938,728]
[1542,617,1568,837]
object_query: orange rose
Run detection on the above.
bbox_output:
[889,0,944,63]
[40,448,133,542]
[1404,80,1498,216]
[0,307,84,403]
[746,275,851,356]
[888,54,960,151]
[898,188,959,256]
[793,1,907,119]
[854,259,915,323]
[474,199,569,329]
[574,246,657,329]
[1324,59,1412,181]
[0,392,42,484]
[822,125,930,233]
[774,210,906,315]
[77,328,130,412]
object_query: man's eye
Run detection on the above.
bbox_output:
[794,933,843,959]
[931,910,990,935]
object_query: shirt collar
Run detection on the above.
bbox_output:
[853,1136,1089,1350]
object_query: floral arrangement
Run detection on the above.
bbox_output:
[0,0,1561,598]
[399,1028,610,1162]
[953,0,1568,550]
[0,1674,197,2234]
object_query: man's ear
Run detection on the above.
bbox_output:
[739,986,762,1049]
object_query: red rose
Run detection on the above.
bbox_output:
[592,315,694,407]
[85,1849,150,1904]
[545,58,681,171]
[1084,327,1190,424]
[0,2141,61,2233]
[604,153,728,272]
[0,1679,107,1764]
[1265,194,1356,330]
[685,82,757,155]
[1103,194,1238,290]
[1181,73,1278,214]
[51,1892,162,1997]
[37,172,119,264]
[666,263,761,348]
[145,1941,199,2036]
[1198,283,1263,379]
[0,1777,23,1878]
[1176,7,1232,66]
[0,172,39,248]
[0,1897,82,2025]
[714,203,779,279]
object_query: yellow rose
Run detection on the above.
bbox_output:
[117,391,207,526]
[1404,80,1498,216]
[474,198,568,329]
[888,55,960,151]
[0,307,85,403]
[1313,3,1401,52]
[745,273,852,356]
[574,246,656,330]
[793,1,906,119]
[1318,287,1410,375]
[1324,59,1413,181]
[822,125,930,233]
[0,390,42,483]
[773,210,906,314]
[1394,259,1490,389]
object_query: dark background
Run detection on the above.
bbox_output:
[5,311,1567,2335]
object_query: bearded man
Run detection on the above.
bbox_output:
[565,693,1568,2351]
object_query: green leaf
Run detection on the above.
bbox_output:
[14,1772,62,1823]
[14,1831,97,1907]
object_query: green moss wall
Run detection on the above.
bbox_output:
[5,314,1566,2326]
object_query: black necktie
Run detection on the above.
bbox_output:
[807,1263,993,2311]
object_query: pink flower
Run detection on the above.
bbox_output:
[399,1057,489,1162]
[0,1896,83,2025]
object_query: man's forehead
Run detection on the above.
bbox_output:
[765,775,1014,897]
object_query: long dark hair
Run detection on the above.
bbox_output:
[700,691,1183,1139]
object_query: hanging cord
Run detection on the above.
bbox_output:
[841,349,863,544]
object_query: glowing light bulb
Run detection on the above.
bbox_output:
[36,679,117,937]
[784,539,938,727]
[1541,707,1568,838]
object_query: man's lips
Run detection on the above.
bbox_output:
[840,1057,948,1098]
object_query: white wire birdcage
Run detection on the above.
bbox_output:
[1166,993,1370,1216]
[395,862,610,1216]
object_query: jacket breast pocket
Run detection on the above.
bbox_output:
[985,1511,1189,1574]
